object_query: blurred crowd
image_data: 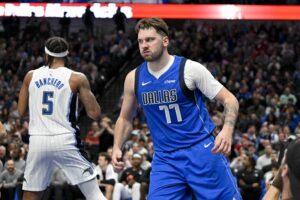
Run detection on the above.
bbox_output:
[0,15,299,200]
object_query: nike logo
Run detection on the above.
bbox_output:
[204,142,212,148]
[142,81,152,86]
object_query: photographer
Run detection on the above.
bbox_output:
[263,137,300,200]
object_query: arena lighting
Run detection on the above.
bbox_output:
[1,3,300,20]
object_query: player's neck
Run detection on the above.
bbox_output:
[49,60,65,69]
[148,52,171,72]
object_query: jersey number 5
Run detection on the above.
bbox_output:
[159,103,182,124]
[42,91,54,115]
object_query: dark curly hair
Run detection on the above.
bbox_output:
[45,36,69,67]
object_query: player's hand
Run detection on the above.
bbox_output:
[211,127,233,155]
[112,147,124,173]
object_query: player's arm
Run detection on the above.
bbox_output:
[112,70,138,171]
[212,87,239,154]
[18,71,33,117]
[73,72,101,120]
[184,60,238,155]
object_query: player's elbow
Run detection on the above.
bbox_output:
[232,95,239,109]
[222,93,239,111]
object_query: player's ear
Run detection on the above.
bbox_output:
[281,164,288,177]
[162,36,169,47]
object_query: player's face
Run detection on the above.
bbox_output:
[137,27,169,62]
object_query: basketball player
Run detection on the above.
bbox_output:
[18,37,106,200]
[112,18,241,199]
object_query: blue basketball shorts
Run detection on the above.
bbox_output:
[148,136,242,200]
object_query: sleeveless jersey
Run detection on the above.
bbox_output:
[28,66,78,136]
[135,56,216,152]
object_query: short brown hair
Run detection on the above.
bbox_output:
[99,152,111,163]
[135,17,169,37]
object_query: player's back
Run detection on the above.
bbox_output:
[28,66,77,136]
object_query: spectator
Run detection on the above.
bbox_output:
[237,154,262,200]
[85,121,101,162]
[244,125,259,149]
[261,150,278,173]
[82,5,95,37]
[95,152,118,200]
[140,153,151,171]
[113,7,127,33]
[59,12,71,39]
[0,159,22,200]
[97,116,114,153]
[123,130,140,151]
[256,143,273,170]
[279,87,297,106]
[231,151,247,174]
[140,167,151,200]
[10,147,25,173]
[113,153,144,200]
[23,12,39,40]
[0,146,8,166]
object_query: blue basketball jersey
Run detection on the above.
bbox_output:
[135,56,216,152]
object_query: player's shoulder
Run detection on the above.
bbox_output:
[129,68,137,75]
[184,58,211,76]
[185,58,206,69]
[23,69,36,85]
[69,71,88,89]
[125,68,137,81]
[70,71,87,80]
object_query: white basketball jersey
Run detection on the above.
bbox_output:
[28,66,78,136]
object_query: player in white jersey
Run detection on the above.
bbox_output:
[18,37,106,200]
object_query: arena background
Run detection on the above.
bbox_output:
[0,1,299,200]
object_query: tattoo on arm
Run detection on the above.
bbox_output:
[223,103,238,127]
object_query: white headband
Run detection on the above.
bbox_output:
[45,47,68,57]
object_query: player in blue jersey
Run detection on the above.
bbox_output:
[112,18,241,200]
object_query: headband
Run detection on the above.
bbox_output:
[45,47,68,57]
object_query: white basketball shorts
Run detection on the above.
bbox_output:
[23,135,96,192]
